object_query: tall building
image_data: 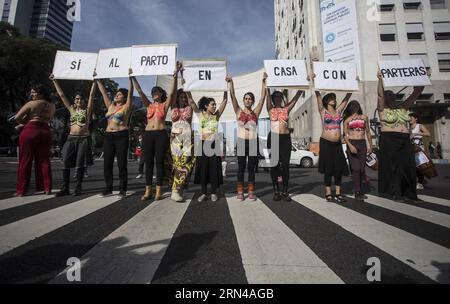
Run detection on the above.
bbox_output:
[274,0,450,159]
[1,0,73,48]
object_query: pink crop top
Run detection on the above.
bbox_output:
[323,111,342,131]
[238,111,258,125]
[147,103,166,121]
[348,119,366,131]
[172,107,192,123]
[270,108,289,123]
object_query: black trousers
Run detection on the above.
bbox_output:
[144,130,169,186]
[104,130,129,192]
[268,133,292,189]
[379,132,417,199]
[237,138,258,184]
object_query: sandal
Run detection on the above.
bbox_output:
[335,195,346,203]
[325,194,334,202]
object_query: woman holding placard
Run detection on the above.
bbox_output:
[50,74,96,196]
[343,100,373,202]
[266,89,303,202]
[226,73,267,201]
[187,92,228,203]
[313,76,352,203]
[15,85,56,197]
[169,83,196,202]
[377,70,429,202]
[131,63,181,201]
[95,71,133,198]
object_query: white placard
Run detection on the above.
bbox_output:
[52,51,98,80]
[313,62,358,91]
[264,60,309,88]
[131,44,177,76]
[95,47,132,79]
[379,59,431,87]
[183,59,227,91]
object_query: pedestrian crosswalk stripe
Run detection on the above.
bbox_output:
[291,194,450,283]
[226,195,343,284]
[363,194,450,229]
[419,195,450,207]
[0,192,57,211]
[50,195,192,284]
[0,192,134,256]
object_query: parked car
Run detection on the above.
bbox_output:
[258,142,319,169]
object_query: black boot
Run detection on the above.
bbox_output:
[56,169,70,197]
[73,168,84,196]
[273,184,281,202]
[282,185,292,202]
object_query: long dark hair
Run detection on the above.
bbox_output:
[31,84,51,102]
[175,89,187,108]
[271,90,285,107]
[343,100,363,121]
[322,93,336,110]
[151,86,167,103]
[198,97,215,112]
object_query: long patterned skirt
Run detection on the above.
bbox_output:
[170,132,195,191]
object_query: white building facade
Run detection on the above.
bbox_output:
[274,0,450,159]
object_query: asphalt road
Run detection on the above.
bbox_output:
[0,157,449,284]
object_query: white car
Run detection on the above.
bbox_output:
[259,143,319,169]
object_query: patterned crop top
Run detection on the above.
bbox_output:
[238,111,258,126]
[172,107,192,123]
[348,118,366,131]
[323,110,342,131]
[200,114,218,136]
[70,109,87,127]
[270,108,289,124]
[147,102,166,121]
[106,105,128,125]
[382,108,410,128]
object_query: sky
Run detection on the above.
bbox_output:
[71,0,276,94]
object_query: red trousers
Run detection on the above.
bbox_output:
[16,122,52,195]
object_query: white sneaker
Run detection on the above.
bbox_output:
[136,174,143,179]
[211,194,219,202]
[198,194,208,202]
[416,183,424,190]
[171,190,183,202]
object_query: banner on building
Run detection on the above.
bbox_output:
[313,62,359,91]
[95,47,132,79]
[183,59,227,91]
[264,60,309,88]
[379,59,431,87]
[131,44,177,76]
[320,0,361,66]
[52,51,98,80]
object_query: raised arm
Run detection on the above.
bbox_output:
[315,90,324,113]
[266,88,273,113]
[226,76,240,115]
[87,81,97,122]
[49,74,72,111]
[166,62,181,112]
[217,91,228,118]
[130,72,151,108]
[377,70,385,112]
[254,73,268,117]
[187,91,200,114]
[123,74,134,112]
[337,93,352,113]
[403,69,430,108]
[286,90,303,113]
[95,73,112,109]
